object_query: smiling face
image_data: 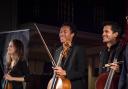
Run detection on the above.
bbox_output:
[59,25,74,44]
[102,25,118,44]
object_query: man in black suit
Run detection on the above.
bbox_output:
[98,21,128,89]
[52,23,86,89]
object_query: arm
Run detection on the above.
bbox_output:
[5,60,30,82]
[21,60,31,82]
[4,74,24,82]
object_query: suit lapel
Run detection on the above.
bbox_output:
[55,45,78,70]
[54,46,63,64]
[65,45,79,71]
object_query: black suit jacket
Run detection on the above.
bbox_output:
[99,42,128,89]
[54,45,86,89]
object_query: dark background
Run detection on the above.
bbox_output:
[17,0,126,33]
[0,0,127,33]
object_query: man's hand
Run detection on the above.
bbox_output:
[53,66,67,77]
[110,63,120,72]
[105,62,120,72]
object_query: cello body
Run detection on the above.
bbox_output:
[95,72,119,89]
[47,77,71,89]
[96,42,124,89]
[47,49,71,89]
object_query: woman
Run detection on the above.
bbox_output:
[3,39,29,89]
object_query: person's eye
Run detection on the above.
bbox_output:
[10,46,13,48]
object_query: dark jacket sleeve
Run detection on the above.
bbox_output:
[66,46,86,80]
[21,60,30,82]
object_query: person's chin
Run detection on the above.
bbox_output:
[8,53,12,55]
[103,39,108,43]
[60,39,65,43]
[60,40,64,43]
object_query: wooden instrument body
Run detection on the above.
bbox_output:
[47,77,71,89]
[47,50,71,89]
[2,80,12,89]
[95,72,119,89]
[96,42,124,89]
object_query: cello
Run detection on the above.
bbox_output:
[47,50,71,89]
[95,42,124,89]
[34,23,71,89]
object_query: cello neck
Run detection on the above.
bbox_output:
[104,69,115,89]
[56,51,63,66]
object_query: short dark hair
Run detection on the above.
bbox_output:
[103,21,123,37]
[61,22,77,35]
